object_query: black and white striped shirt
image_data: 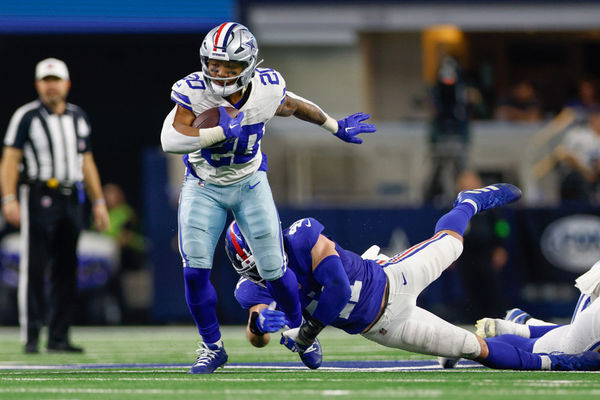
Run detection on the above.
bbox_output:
[4,99,92,184]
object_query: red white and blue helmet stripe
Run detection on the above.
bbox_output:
[212,22,239,52]
[224,221,265,287]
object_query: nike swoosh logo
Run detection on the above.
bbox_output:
[229,123,239,129]
[401,272,407,285]
[345,127,352,133]
[305,219,311,227]
[304,344,318,354]
[249,181,261,190]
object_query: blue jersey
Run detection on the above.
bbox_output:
[235,217,388,334]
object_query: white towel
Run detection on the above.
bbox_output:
[575,260,600,296]
[360,245,390,263]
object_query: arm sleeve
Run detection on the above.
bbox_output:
[160,106,202,154]
[234,278,275,310]
[310,255,351,326]
[161,105,227,154]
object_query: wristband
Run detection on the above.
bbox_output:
[2,194,17,205]
[249,311,265,336]
[199,126,226,148]
[320,115,339,134]
[297,317,324,345]
[93,198,106,206]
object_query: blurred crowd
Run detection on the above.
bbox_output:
[424,56,600,208]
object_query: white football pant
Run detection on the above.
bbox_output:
[362,233,481,359]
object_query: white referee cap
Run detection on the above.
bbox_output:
[35,58,70,80]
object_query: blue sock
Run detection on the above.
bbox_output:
[482,337,542,370]
[434,203,475,235]
[529,325,562,339]
[266,267,303,328]
[492,334,536,352]
[183,268,221,344]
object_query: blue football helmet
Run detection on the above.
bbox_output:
[200,22,261,97]
[224,221,266,287]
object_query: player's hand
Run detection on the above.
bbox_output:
[334,112,376,144]
[217,106,244,140]
[257,308,288,333]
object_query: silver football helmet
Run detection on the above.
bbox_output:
[200,22,261,97]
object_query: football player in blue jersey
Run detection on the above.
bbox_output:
[226,183,600,371]
[160,22,376,374]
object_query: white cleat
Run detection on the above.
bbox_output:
[475,318,496,338]
[476,318,527,338]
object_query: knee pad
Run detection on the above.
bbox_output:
[180,239,214,269]
[399,320,480,358]
[255,252,285,281]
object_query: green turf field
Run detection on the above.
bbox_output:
[1,326,599,399]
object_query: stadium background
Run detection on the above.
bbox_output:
[0,0,599,327]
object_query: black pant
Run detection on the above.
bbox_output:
[20,182,82,347]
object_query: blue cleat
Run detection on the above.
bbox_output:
[454,183,522,214]
[297,337,323,370]
[188,342,228,374]
[549,351,600,371]
[281,333,323,369]
[504,308,532,324]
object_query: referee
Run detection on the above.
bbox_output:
[0,58,110,353]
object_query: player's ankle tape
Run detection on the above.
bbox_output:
[298,318,324,345]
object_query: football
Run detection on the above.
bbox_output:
[192,106,240,128]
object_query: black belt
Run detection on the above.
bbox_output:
[362,276,390,334]
[28,179,79,196]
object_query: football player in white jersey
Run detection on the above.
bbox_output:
[473,260,600,357]
[160,22,376,374]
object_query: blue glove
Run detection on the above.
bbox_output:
[334,112,376,144]
[217,106,244,140]
[256,308,288,333]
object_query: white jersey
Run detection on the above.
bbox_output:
[170,67,286,185]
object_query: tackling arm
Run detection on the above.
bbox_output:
[309,234,352,326]
[283,234,351,348]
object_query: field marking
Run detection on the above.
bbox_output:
[0,359,483,372]
[0,387,445,397]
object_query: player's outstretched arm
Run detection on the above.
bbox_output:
[276,92,375,144]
